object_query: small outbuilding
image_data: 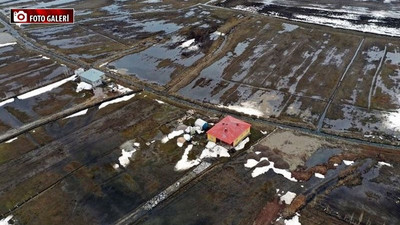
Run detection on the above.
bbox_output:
[79,69,105,87]
[206,115,251,146]
[195,118,208,130]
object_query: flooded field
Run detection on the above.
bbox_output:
[106,6,239,84]
[0,92,267,225]
[23,25,127,63]
[173,13,361,129]
[322,38,400,143]
[0,42,71,100]
[1,0,400,224]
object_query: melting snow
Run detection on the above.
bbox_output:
[180,39,195,48]
[280,191,296,204]
[250,157,297,182]
[155,99,165,104]
[218,102,264,117]
[284,213,301,225]
[293,14,400,37]
[118,149,136,167]
[279,23,299,34]
[116,84,132,93]
[5,137,18,143]
[64,109,88,119]
[343,160,354,166]
[378,161,393,167]
[76,82,92,92]
[175,145,201,171]
[0,215,13,225]
[98,94,136,109]
[18,75,77,100]
[235,137,249,150]
[0,98,14,107]
[162,130,185,143]
[99,62,108,68]
[244,159,261,168]
[210,31,226,40]
[0,42,17,48]
[200,144,230,159]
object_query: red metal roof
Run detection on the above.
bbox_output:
[207,116,251,145]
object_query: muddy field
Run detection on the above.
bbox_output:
[1,0,400,224]
[142,129,400,225]
[0,92,269,225]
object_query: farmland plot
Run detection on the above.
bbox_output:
[0,42,71,100]
[23,25,127,63]
[178,16,361,128]
[323,39,400,143]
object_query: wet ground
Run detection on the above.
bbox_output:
[0,92,270,225]
[0,42,71,100]
[139,129,400,225]
[1,0,400,224]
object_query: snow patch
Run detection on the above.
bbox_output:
[378,161,393,167]
[162,130,185,144]
[0,42,17,48]
[155,99,165,104]
[116,84,132,94]
[180,39,195,48]
[0,98,14,107]
[250,157,297,182]
[18,75,77,100]
[343,160,354,166]
[118,149,136,167]
[315,173,325,179]
[64,109,88,119]
[200,143,230,159]
[5,137,18,143]
[99,94,136,109]
[218,101,264,117]
[235,137,249,150]
[280,191,296,204]
[175,145,201,171]
[76,82,92,92]
[99,62,108,68]
[284,213,301,225]
[0,215,13,225]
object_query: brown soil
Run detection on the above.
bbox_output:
[283,194,307,218]
[253,197,284,225]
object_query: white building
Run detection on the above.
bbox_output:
[78,69,105,87]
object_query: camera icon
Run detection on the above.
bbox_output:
[14,11,27,22]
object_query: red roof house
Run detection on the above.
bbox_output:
[206,116,251,146]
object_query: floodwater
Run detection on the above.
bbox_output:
[322,159,400,224]
[305,148,342,169]
[109,37,204,85]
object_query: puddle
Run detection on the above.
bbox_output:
[305,148,342,169]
